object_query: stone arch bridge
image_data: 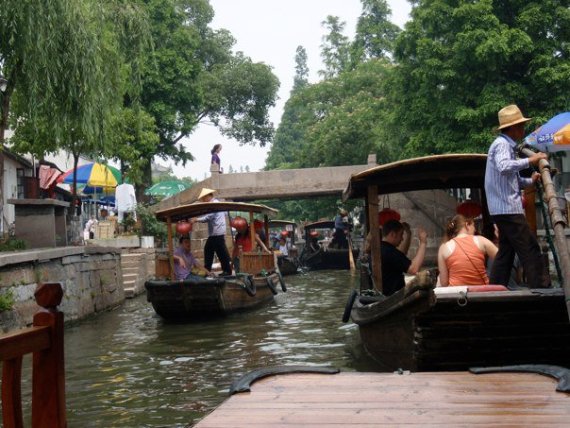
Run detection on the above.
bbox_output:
[153,154,378,211]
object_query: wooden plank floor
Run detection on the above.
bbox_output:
[195,371,570,427]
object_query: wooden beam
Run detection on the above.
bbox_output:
[367,185,381,292]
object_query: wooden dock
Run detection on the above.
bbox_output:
[195,370,570,427]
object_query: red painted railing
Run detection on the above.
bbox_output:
[1,283,66,428]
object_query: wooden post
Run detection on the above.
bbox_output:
[249,211,256,250]
[2,357,24,428]
[167,216,175,281]
[367,185,382,292]
[31,282,66,428]
[263,214,270,247]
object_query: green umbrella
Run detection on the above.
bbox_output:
[144,180,191,198]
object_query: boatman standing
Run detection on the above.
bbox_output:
[190,188,233,276]
[484,104,547,288]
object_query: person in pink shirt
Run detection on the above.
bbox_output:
[438,214,498,286]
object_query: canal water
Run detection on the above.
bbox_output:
[62,270,380,427]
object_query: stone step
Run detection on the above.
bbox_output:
[121,261,144,269]
[122,267,139,275]
[123,273,138,282]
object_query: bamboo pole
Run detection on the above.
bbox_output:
[520,146,570,321]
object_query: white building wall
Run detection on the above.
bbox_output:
[3,156,21,228]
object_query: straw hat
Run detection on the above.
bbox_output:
[339,208,348,216]
[197,188,216,201]
[497,104,531,130]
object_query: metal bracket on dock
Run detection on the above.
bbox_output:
[229,366,340,395]
[469,364,570,392]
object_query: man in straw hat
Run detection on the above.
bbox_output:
[190,188,233,276]
[484,104,547,288]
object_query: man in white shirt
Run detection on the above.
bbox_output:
[190,188,232,275]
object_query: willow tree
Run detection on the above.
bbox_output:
[1,0,150,227]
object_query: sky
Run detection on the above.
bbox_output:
[168,0,412,181]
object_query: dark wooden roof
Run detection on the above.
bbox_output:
[343,154,488,201]
[155,201,278,222]
[304,220,335,230]
[269,220,297,229]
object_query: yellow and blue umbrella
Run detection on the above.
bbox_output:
[525,112,570,152]
[58,162,122,188]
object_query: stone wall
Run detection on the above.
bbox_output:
[0,246,125,333]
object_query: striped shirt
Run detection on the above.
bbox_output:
[196,199,227,236]
[484,134,532,215]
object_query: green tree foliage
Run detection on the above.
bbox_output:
[351,0,401,63]
[267,59,395,170]
[138,0,279,179]
[293,46,310,92]
[389,0,570,157]
[319,16,351,78]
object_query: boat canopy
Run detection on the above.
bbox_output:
[268,220,297,229]
[155,201,278,222]
[342,154,488,201]
[304,220,335,230]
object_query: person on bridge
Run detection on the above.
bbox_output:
[485,104,547,288]
[173,235,211,280]
[190,188,233,276]
[211,144,223,173]
[380,220,427,296]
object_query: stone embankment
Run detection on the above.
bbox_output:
[0,244,155,333]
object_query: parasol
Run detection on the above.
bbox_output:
[144,180,191,198]
[524,112,570,152]
[58,162,122,188]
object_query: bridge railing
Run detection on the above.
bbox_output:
[1,283,66,428]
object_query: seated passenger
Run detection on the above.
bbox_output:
[381,220,427,296]
[173,236,210,280]
[437,214,498,286]
[231,218,270,259]
[277,237,289,256]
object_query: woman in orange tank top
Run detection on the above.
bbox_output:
[437,214,498,286]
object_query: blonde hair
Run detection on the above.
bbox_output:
[444,214,473,241]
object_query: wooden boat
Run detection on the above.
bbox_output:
[268,220,300,275]
[342,153,570,371]
[299,220,359,270]
[145,201,286,320]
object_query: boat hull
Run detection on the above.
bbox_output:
[302,247,359,270]
[277,255,299,276]
[352,286,570,371]
[145,274,282,320]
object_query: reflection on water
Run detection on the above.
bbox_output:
[63,271,379,427]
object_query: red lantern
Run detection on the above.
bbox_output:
[456,200,482,218]
[176,220,192,235]
[309,230,319,238]
[280,230,289,238]
[253,219,263,231]
[231,216,248,232]
[378,208,401,226]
